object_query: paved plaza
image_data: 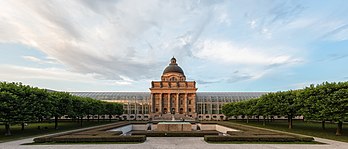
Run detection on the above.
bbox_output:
[1,136,348,149]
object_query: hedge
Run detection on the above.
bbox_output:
[33,135,146,143]
[204,135,314,142]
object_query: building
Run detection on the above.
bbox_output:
[150,57,197,118]
[71,57,267,120]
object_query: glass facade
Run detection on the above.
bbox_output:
[71,91,267,117]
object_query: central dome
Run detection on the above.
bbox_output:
[162,57,185,75]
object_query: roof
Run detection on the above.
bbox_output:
[162,57,185,75]
[70,91,268,101]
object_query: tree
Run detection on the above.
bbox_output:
[105,102,124,121]
[326,88,348,135]
[0,82,35,131]
[222,102,236,119]
[298,84,328,129]
[94,100,106,122]
[29,87,52,122]
[0,91,20,135]
[255,94,277,126]
[299,82,348,135]
[244,98,258,123]
[274,90,301,129]
[51,92,73,129]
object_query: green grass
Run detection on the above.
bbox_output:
[0,120,117,143]
[230,120,348,143]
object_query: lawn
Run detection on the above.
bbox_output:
[230,120,348,143]
[0,120,116,143]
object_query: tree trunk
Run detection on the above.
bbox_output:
[246,116,249,123]
[55,116,58,129]
[109,115,112,122]
[289,117,293,129]
[322,120,325,130]
[263,116,266,126]
[257,116,260,122]
[336,121,343,136]
[288,114,293,129]
[80,117,83,127]
[5,123,11,136]
[21,122,25,131]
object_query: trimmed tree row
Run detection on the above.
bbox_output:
[0,82,123,136]
[222,81,348,136]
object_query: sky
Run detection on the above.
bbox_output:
[0,0,348,92]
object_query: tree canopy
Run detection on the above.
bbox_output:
[222,81,348,135]
[0,82,124,135]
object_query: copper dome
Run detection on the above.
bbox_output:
[162,57,185,75]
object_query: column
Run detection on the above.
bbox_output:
[127,103,130,115]
[151,94,154,113]
[176,93,179,113]
[217,98,219,115]
[159,93,162,114]
[193,94,196,113]
[167,93,171,114]
[184,93,187,114]
[210,96,213,115]
[203,97,205,114]
[134,97,137,115]
[142,100,144,115]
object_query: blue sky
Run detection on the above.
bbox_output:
[0,0,348,92]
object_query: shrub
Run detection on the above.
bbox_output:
[34,135,146,143]
[204,135,314,142]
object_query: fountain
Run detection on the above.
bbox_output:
[156,121,191,131]
[155,113,192,131]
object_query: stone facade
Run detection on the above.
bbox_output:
[150,57,197,118]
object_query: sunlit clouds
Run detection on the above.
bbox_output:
[0,0,348,91]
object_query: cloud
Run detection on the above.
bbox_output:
[243,1,305,38]
[321,24,348,41]
[196,79,220,85]
[0,64,133,88]
[22,56,41,63]
[192,40,301,66]
[1,0,347,91]
[22,55,59,64]
[0,0,219,82]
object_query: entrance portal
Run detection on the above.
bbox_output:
[179,108,184,114]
